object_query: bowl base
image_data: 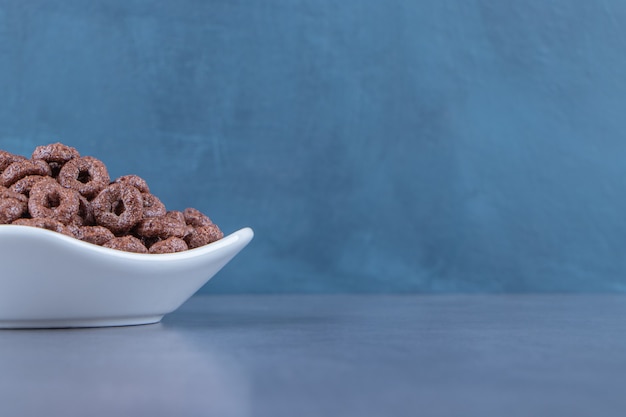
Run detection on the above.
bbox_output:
[0,315,164,329]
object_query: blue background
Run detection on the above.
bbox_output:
[1,1,625,293]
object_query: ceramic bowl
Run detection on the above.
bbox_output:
[0,225,253,328]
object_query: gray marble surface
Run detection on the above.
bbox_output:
[1,295,626,417]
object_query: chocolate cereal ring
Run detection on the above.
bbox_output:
[183,207,214,227]
[149,237,188,254]
[135,210,190,239]
[0,187,28,224]
[32,143,80,177]
[32,142,80,163]
[74,225,115,246]
[103,235,148,253]
[92,183,143,235]
[0,151,26,173]
[65,223,82,239]
[167,210,186,224]
[28,178,80,225]
[0,159,51,187]
[12,217,73,237]
[114,175,150,193]
[9,175,47,198]
[142,193,166,218]
[58,156,110,199]
[185,224,224,249]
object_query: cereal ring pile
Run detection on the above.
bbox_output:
[0,143,223,253]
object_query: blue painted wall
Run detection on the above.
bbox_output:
[1,1,626,292]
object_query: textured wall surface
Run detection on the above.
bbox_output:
[1,1,626,292]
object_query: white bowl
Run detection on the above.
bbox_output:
[0,225,253,328]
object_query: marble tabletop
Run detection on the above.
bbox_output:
[1,294,626,417]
